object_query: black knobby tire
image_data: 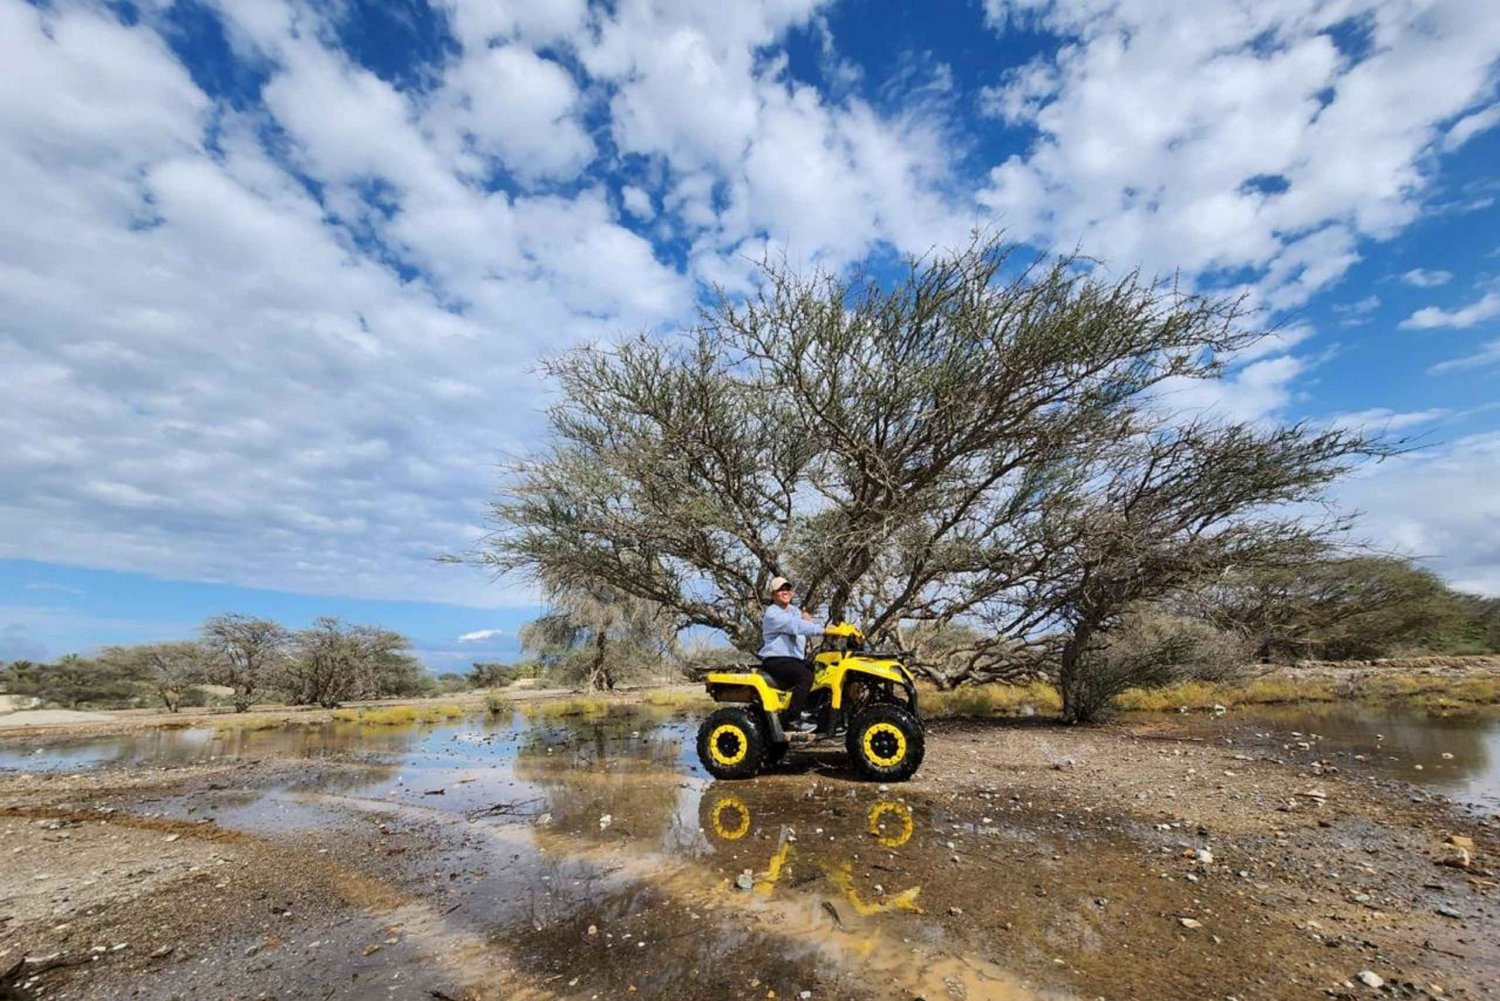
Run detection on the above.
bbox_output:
[697,706,765,780]
[846,703,925,782]
[763,740,789,768]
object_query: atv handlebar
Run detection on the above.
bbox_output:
[825,621,864,644]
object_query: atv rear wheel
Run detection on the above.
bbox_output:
[697,706,765,780]
[846,704,924,782]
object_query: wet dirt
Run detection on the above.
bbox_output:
[1,702,1497,1000]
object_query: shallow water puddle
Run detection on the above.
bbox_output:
[1,710,1051,999]
[12,705,1492,999]
[1168,704,1500,811]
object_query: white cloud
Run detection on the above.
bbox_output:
[977,57,1058,124]
[578,0,969,267]
[0,0,681,607]
[23,583,86,596]
[1444,103,1500,151]
[457,628,506,643]
[621,184,655,220]
[438,0,589,49]
[438,44,596,184]
[4,0,1500,611]
[1332,294,1380,326]
[1401,268,1454,288]
[976,0,1500,308]
[1400,291,1500,330]
[1325,407,1451,433]
[1153,354,1306,425]
[1431,337,1500,373]
[1338,433,1500,596]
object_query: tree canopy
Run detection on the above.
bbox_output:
[465,238,1393,718]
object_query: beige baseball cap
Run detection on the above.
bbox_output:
[768,576,792,594]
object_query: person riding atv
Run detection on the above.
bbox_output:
[695,582,925,781]
[758,576,833,733]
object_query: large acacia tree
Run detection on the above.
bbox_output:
[282,618,423,708]
[472,237,1387,720]
[202,613,290,712]
[519,580,679,691]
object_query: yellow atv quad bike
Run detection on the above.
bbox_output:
[696,622,924,782]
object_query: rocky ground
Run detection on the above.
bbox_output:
[0,705,1495,1001]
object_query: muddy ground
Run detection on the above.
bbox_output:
[0,705,1496,1001]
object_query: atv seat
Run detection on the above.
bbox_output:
[702,665,789,689]
[758,669,787,689]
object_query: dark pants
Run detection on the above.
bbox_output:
[760,657,814,716]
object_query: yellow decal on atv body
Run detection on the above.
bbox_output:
[707,636,913,712]
[811,655,913,708]
[704,671,793,711]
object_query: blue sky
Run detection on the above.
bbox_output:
[2,0,1499,667]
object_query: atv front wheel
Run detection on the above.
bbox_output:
[697,707,765,780]
[847,704,924,782]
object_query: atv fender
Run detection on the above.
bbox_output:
[704,671,794,713]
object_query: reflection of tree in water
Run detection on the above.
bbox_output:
[197,721,427,765]
[280,760,400,794]
[1257,707,1497,784]
[1374,713,1495,781]
[514,718,688,847]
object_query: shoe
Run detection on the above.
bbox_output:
[788,716,817,734]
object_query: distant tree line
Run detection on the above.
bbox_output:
[0,613,434,712]
[509,553,1500,710]
[1173,554,1500,662]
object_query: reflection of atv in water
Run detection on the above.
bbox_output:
[698,785,924,917]
[696,623,925,781]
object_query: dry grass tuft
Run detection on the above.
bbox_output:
[1114,681,1222,712]
[332,704,467,726]
[522,694,622,719]
[213,716,286,732]
[1112,670,1498,713]
[924,682,1061,719]
[639,690,710,712]
[1236,677,1339,704]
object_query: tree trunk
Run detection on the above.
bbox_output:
[588,632,608,692]
[1058,623,1093,725]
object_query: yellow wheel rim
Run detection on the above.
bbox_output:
[708,723,749,766]
[861,722,907,768]
[867,800,914,848]
[710,796,751,840]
